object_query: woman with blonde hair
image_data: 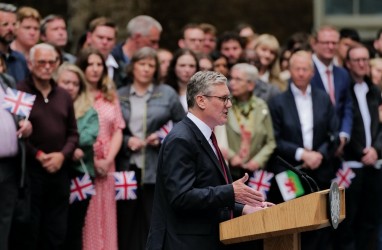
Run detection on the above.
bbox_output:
[76,48,125,250]
[56,62,99,250]
[254,34,287,91]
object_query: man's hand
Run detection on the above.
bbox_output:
[42,152,65,173]
[146,133,160,146]
[232,173,264,207]
[362,147,378,166]
[128,136,146,152]
[17,119,32,138]
[301,150,323,170]
[335,137,346,157]
[242,202,275,215]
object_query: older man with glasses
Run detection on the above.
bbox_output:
[15,43,78,250]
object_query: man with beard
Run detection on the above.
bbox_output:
[0,3,28,83]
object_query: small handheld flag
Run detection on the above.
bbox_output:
[332,163,355,188]
[69,174,95,204]
[248,170,274,199]
[156,120,173,143]
[114,171,138,200]
[2,88,36,117]
[276,170,305,201]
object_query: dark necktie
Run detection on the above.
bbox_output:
[210,132,229,184]
[211,131,233,219]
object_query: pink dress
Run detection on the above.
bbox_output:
[83,92,125,250]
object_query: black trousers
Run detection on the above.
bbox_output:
[12,164,70,250]
[0,157,18,250]
[63,169,91,250]
[118,165,155,250]
[334,167,381,250]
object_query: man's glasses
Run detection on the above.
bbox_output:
[35,59,58,67]
[349,58,369,63]
[203,95,232,105]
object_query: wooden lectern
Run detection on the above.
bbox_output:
[220,188,345,250]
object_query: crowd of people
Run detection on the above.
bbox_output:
[0,2,382,250]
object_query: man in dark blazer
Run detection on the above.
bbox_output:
[334,45,382,250]
[268,51,338,250]
[146,71,269,250]
[310,25,353,156]
[268,51,338,191]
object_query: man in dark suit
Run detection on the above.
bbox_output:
[146,71,270,250]
[268,51,338,250]
[310,25,353,156]
[334,45,382,250]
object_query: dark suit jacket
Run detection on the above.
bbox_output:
[146,116,244,250]
[344,79,382,162]
[311,63,353,137]
[268,85,339,188]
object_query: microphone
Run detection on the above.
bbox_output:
[277,156,319,193]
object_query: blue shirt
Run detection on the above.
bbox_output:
[1,49,29,84]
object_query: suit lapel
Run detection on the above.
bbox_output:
[183,117,231,183]
[311,88,320,147]
[286,89,304,144]
[313,64,325,91]
[332,66,341,102]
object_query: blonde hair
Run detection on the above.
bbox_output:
[56,63,94,118]
[16,6,41,23]
[369,58,382,68]
[255,34,286,91]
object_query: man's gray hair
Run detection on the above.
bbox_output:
[29,43,57,62]
[126,15,162,38]
[231,63,259,82]
[0,3,17,13]
[187,71,227,108]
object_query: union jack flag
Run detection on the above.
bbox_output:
[332,163,356,188]
[114,171,138,200]
[156,120,173,143]
[248,170,274,199]
[69,174,95,204]
[2,88,36,117]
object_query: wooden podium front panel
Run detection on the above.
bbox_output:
[263,233,300,250]
[220,189,345,245]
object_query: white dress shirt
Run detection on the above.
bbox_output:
[187,112,217,157]
[290,83,313,161]
[106,54,119,80]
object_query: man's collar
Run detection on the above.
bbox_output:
[312,54,334,72]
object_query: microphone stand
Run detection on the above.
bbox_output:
[277,156,320,193]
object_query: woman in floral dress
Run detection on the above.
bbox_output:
[76,47,125,250]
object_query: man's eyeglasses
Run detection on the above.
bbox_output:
[317,40,338,46]
[35,59,58,67]
[203,95,232,105]
[349,57,369,63]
